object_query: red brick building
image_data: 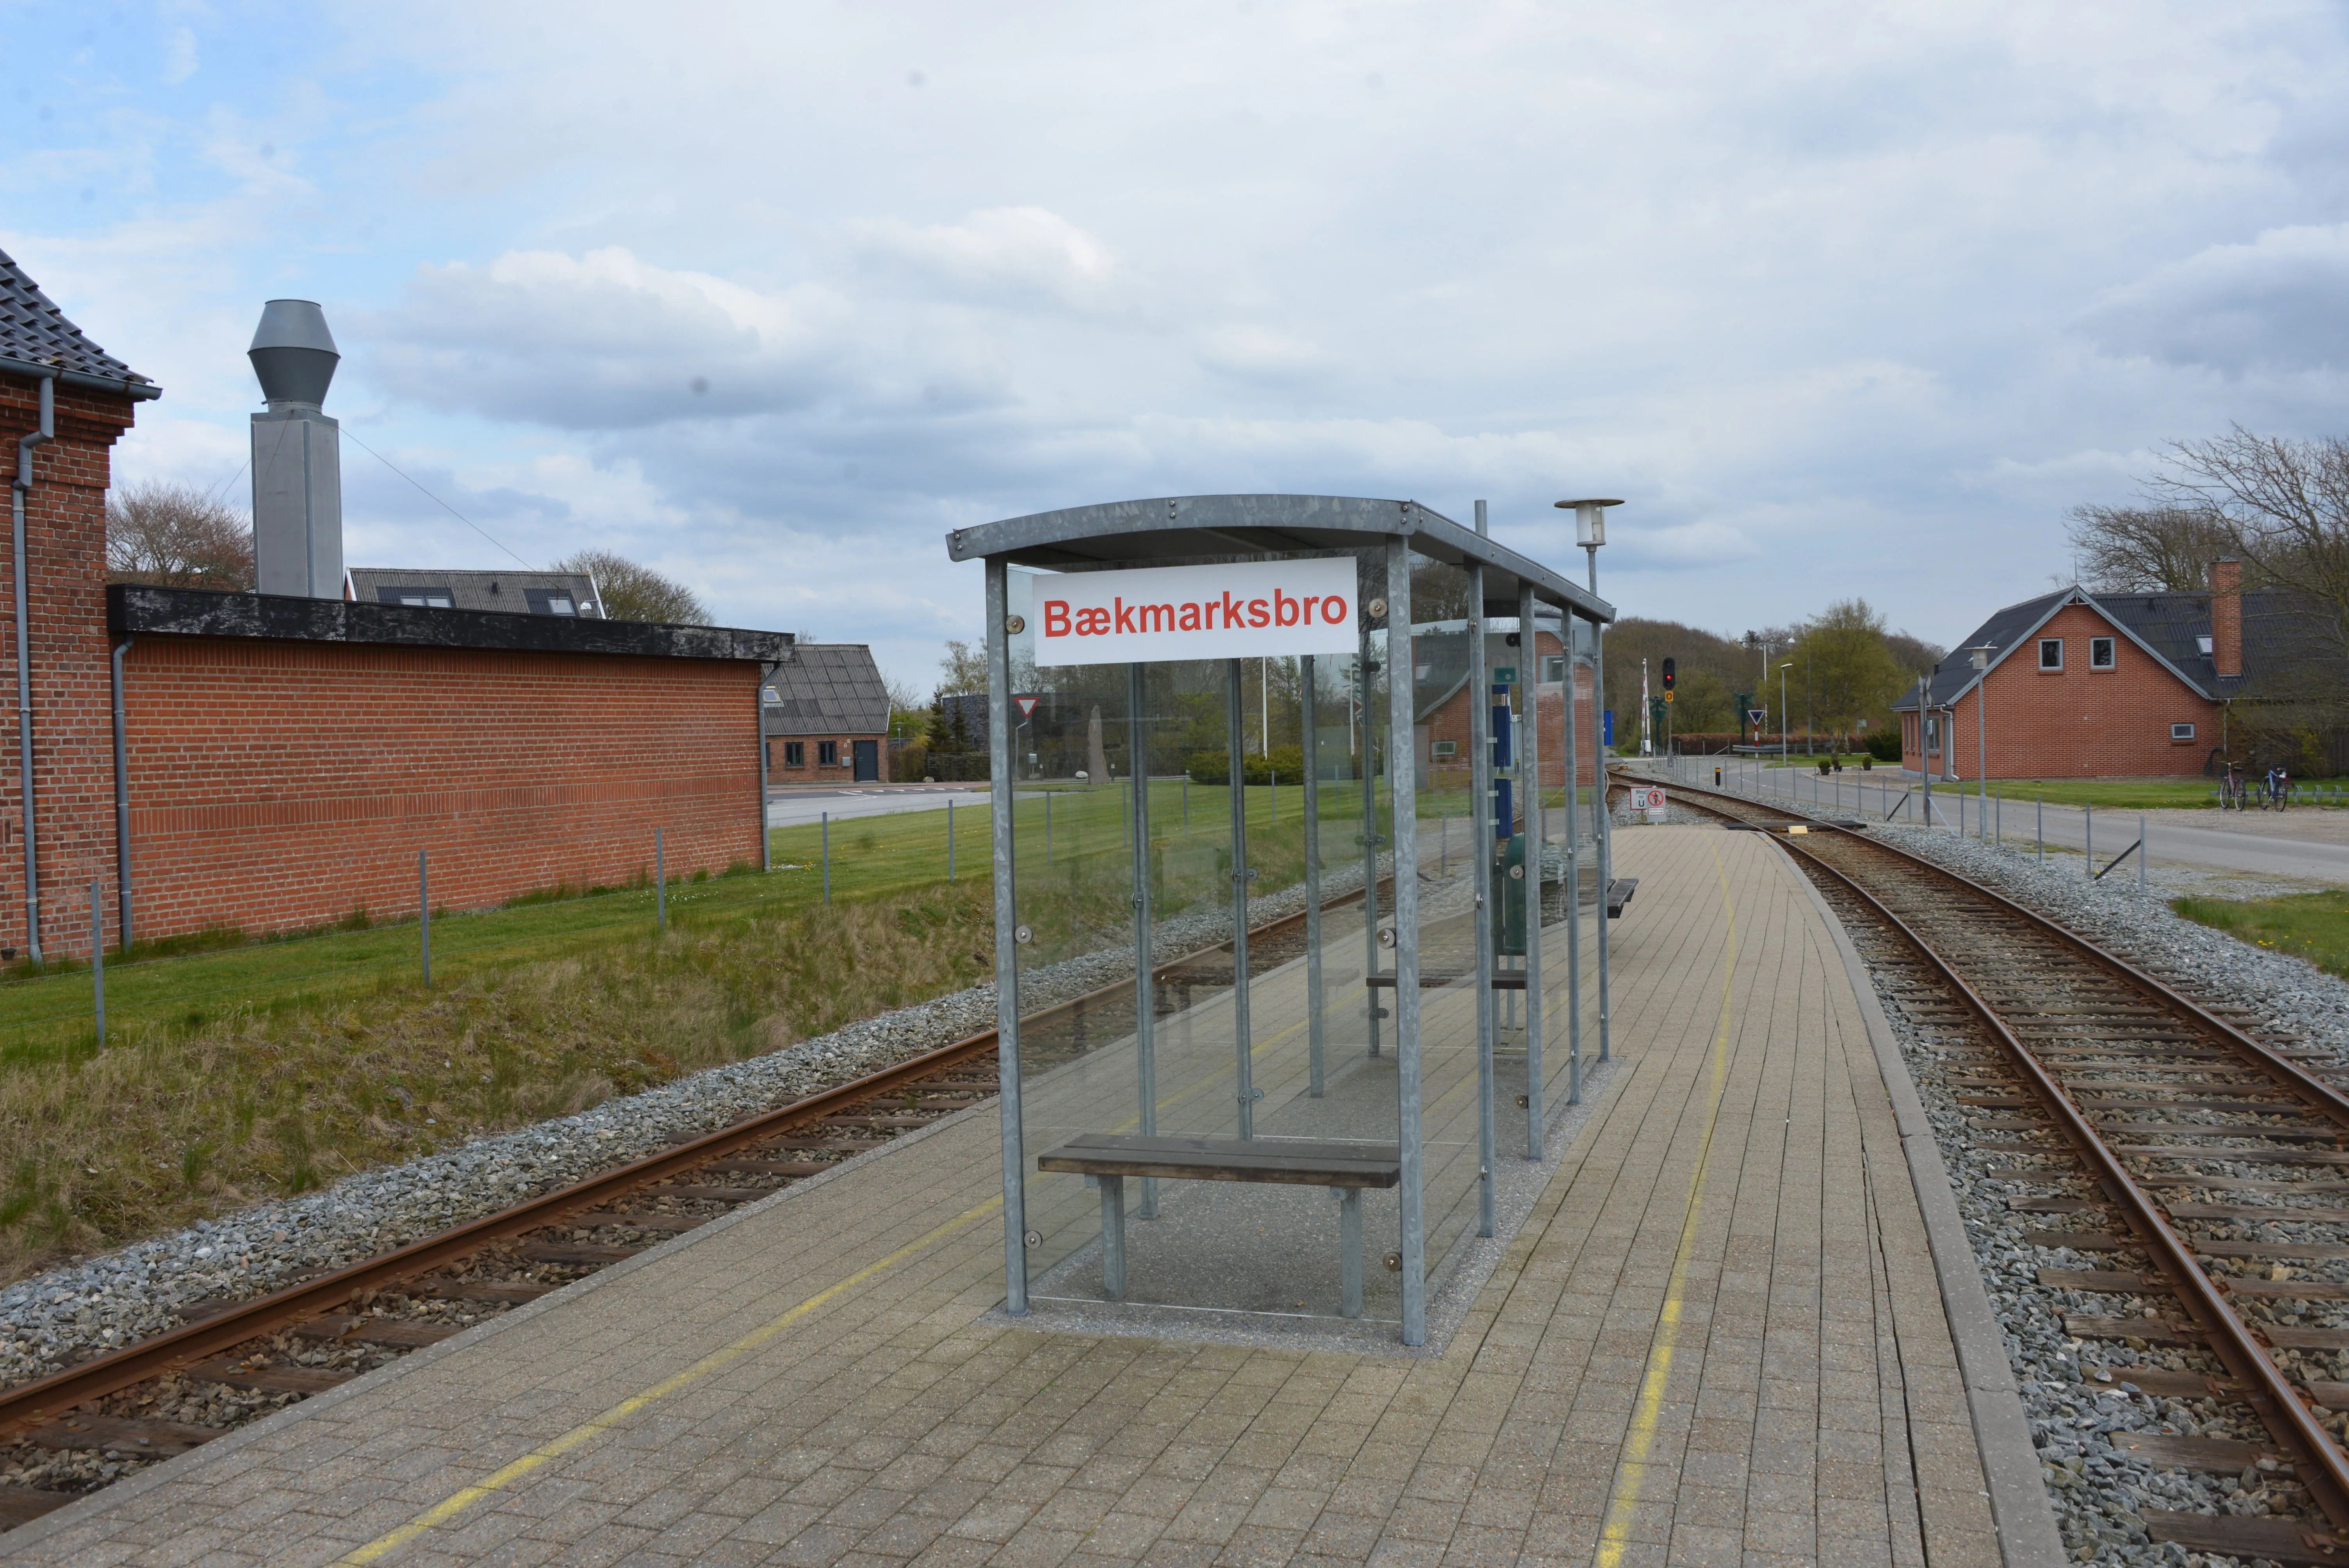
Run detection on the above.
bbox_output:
[1412,617,1601,790]
[1894,575,2253,780]
[3,248,793,959]
[763,643,891,783]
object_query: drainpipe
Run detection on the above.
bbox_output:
[11,373,53,962]
[111,634,133,949]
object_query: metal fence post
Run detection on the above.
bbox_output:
[656,826,667,931]
[2037,796,2044,864]
[948,800,956,883]
[2085,803,2093,876]
[822,813,831,904]
[2140,811,2148,894]
[419,850,431,987]
[89,882,103,1043]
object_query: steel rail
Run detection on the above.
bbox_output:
[0,883,1374,1441]
[1619,770,2349,1531]
[1611,769,2349,1126]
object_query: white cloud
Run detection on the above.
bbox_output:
[358,248,855,430]
[842,207,1127,315]
[2079,225,2349,376]
[162,27,199,84]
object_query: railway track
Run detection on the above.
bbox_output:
[0,885,1374,1532]
[1626,768,2349,1564]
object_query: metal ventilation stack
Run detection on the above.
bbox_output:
[248,299,343,598]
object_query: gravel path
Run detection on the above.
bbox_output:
[1786,805,2349,1564]
[0,859,1385,1395]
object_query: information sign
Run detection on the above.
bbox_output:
[1033,556,1356,665]
[1627,785,1669,823]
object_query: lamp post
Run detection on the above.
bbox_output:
[1968,643,1996,842]
[1778,662,1792,775]
[1557,499,1622,1067]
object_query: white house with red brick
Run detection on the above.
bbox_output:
[1893,563,2272,780]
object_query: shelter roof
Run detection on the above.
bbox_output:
[764,644,890,734]
[0,248,159,398]
[946,495,1613,623]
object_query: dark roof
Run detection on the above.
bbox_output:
[1892,584,2337,709]
[0,248,157,397]
[764,644,888,735]
[346,568,606,618]
[111,585,793,663]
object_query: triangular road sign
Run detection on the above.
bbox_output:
[1016,695,1040,719]
[1746,708,1767,727]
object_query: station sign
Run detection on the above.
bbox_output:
[1035,557,1357,665]
[1627,784,1669,823]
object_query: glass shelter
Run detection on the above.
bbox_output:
[949,495,1615,1347]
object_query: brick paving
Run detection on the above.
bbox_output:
[0,826,2007,1567]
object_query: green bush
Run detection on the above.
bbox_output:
[1184,744,1307,786]
[1864,731,1901,762]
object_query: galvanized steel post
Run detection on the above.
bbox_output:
[656,826,666,931]
[986,559,1028,1314]
[89,882,103,1042]
[1522,581,1550,1149]
[1467,545,1496,1239]
[1358,626,1382,1059]
[1301,654,1326,1099]
[1385,535,1426,1346]
[1227,659,1255,1138]
[1128,663,1160,1215]
[419,850,431,987]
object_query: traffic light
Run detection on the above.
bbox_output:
[1661,657,1676,693]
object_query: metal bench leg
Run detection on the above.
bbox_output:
[1100,1175,1127,1301]
[1337,1187,1363,1319]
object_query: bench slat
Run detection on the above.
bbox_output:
[1038,1134,1402,1189]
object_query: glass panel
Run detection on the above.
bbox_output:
[1400,550,1489,1294]
[1011,552,1410,1323]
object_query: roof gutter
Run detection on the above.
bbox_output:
[0,353,161,402]
[11,372,52,960]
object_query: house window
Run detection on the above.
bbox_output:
[1543,655,1567,684]
[524,588,577,615]
[1432,739,1458,759]
[2089,637,2116,669]
[818,741,839,767]
[2171,723,2196,741]
[783,742,805,768]
[378,586,454,608]
[2038,638,2063,670]
[2197,635,2214,657]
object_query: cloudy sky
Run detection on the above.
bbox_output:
[9,2,2349,689]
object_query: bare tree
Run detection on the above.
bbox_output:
[550,550,708,623]
[2146,426,2349,670]
[2063,503,2235,592]
[106,481,254,589]
[936,638,989,695]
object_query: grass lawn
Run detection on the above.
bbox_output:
[2172,889,2349,981]
[0,780,1397,1284]
[1984,778,2240,810]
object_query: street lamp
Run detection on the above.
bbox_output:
[1968,643,1996,841]
[1778,661,1793,772]
[1557,499,1623,1069]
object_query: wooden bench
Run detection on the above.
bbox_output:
[1037,1134,1402,1318]
[1607,877,1638,918]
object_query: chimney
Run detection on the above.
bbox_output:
[2211,558,2242,679]
[248,300,344,598]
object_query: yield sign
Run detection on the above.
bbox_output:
[1746,708,1767,727]
[1016,695,1039,719]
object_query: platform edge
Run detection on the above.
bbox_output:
[1783,844,2069,1568]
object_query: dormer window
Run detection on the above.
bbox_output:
[2197,635,2214,657]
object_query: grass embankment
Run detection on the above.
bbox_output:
[1991,778,2234,811]
[0,782,1385,1284]
[2173,890,2349,981]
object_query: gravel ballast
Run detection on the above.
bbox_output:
[1712,775,2349,1567]
[0,858,1385,1397]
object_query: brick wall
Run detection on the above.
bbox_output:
[1900,601,2218,778]
[0,372,133,960]
[767,733,887,782]
[121,638,763,942]
[1416,630,1604,790]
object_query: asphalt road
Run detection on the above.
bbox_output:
[764,784,999,829]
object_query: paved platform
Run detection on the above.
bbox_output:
[2,827,2032,1567]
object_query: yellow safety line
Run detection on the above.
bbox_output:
[332,1197,1001,1565]
[1595,840,1739,1567]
